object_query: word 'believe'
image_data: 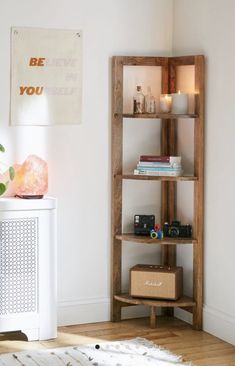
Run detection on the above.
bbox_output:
[29,57,77,67]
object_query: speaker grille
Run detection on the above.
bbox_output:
[0,218,38,315]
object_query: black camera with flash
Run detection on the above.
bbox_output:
[134,215,155,235]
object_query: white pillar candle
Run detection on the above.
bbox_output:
[159,94,172,113]
[171,91,188,114]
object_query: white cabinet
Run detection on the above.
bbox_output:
[0,197,57,340]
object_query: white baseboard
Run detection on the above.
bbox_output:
[174,308,192,324]
[57,297,157,326]
[57,297,111,326]
[203,305,235,346]
[175,304,235,346]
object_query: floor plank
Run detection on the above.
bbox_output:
[0,317,234,365]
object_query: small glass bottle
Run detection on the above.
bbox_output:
[145,86,156,113]
[133,85,145,114]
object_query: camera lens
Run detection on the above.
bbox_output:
[169,227,179,237]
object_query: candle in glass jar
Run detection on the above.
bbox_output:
[171,90,188,114]
[160,94,172,113]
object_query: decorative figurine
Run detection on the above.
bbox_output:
[150,224,164,239]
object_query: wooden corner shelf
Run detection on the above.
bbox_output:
[114,293,196,308]
[116,174,198,182]
[123,113,198,119]
[111,55,204,330]
[115,233,197,245]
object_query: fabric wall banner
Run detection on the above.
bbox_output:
[10,27,82,126]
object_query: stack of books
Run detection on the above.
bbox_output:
[134,155,183,177]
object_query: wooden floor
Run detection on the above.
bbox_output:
[0,317,234,365]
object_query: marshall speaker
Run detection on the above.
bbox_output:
[130,264,183,300]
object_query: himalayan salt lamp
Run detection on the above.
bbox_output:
[15,155,48,199]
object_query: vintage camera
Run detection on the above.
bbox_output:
[134,215,155,235]
[163,221,192,238]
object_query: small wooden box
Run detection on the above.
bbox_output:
[130,264,183,300]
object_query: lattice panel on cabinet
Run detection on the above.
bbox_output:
[0,218,38,315]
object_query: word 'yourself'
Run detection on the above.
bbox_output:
[20,87,78,96]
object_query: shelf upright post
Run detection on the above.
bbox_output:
[111,56,124,321]
[167,58,178,267]
[161,58,178,317]
[169,55,205,329]
[161,58,170,266]
[193,55,205,330]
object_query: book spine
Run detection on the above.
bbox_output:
[137,162,181,168]
[140,156,181,163]
[134,169,182,177]
[140,156,170,162]
[136,166,181,172]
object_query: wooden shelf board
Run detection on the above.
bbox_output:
[114,294,196,308]
[116,174,198,182]
[123,113,198,119]
[115,233,197,245]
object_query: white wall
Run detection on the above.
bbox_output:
[0,0,173,325]
[173,0,235,345]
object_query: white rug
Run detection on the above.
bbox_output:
[0,338,193,366]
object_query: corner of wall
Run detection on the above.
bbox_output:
[171,0,175,56]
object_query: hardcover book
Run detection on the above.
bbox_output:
[134,169,182,177]
[140,155,181,163]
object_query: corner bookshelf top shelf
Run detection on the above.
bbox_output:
[115,233,197,245]
[114,294,196,308]
[122,113,198,119]
[116,174,198,182]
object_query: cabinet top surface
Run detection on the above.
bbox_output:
[0,196,57,211]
